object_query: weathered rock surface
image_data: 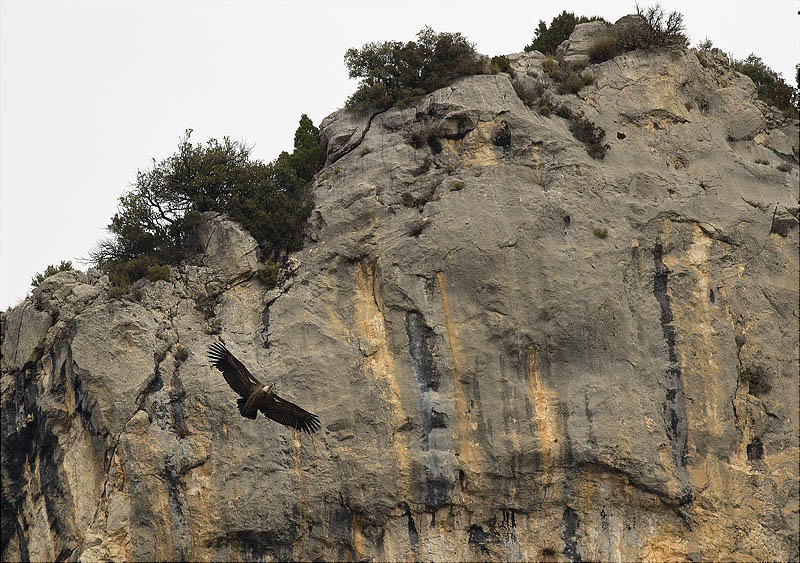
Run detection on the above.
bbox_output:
[556,20,611,65]
[2,27,798,562]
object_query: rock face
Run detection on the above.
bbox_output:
[2,28,799,562]
[556,20,611,65]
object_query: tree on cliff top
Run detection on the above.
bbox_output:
[344,27,485,113]
[91,115,324,292]
[31,261,74,288]
[524,11,606,55]
[731,54,798,115]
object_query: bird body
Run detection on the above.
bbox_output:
[207,340,320,434]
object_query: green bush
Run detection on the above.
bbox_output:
[555,104,574,119]
[92,115,324,292]
[570,116,608,159]
[256,260,280,289]
[524,11,606,55]
[588,35,619,63]
[31,260,74,288]
[558,69,594,94]
[541,57,593,94]
[146,264,171,282]
[345,27,484,113]
[106,255,158,293]
[489,55,512,74]
[542,57,559,77]
[731,54,798,115]
[697,38,713,50]
[796,63,799,103]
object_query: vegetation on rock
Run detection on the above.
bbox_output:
[489,55,512,74]
[91,115,324,294]
[541,57,594,94]
[511,75,554,114]
[31,260,74,288]
[570,115,608,160]
[730,54,798,115]
[587,35,619,63]
[344,27,485,112]
[524,11,606,54]
[146,264,171,283]
[587,4,688,64]
[697,40,798,115]
[255,260,280,289]
[619,4,689,50]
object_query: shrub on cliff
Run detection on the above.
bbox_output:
[541,57,593,94]
[344,27,484,112]
[584,5,687,65]
[587,35,619,63]
[511,75,554,114]
[489,55,513,74]
[92,115,324,292]
[616,4,688,51]
[731,54,798,115]
[569,115,608,159]
[31,260,74,288]
[524,11,605,55]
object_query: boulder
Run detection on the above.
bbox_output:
[556,20,611,65]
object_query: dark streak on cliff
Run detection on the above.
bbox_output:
[653,243,689,474]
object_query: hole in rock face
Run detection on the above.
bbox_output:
[493,121,511,147]
[741,367,771,397]
[468,525,489,552]
[616,131,626,139]
[430,409,448,428]
[747,438,764,461]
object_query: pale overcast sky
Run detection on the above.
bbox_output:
[1,0,798,309]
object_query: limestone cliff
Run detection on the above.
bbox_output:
[2,24,798,562]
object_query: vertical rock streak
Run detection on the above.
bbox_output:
[653,243,689,476]
[436,272,481,470]
[405,311,438,450]
[354,262,411,490]
[526,347,560,465]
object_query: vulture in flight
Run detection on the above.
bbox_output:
[208,339,320,434]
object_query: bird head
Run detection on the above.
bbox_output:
[264,384,274,395]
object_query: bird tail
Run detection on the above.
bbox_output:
[237,398,258,420]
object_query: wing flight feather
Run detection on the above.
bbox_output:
[207,340,262,399]
[261,394,321,435]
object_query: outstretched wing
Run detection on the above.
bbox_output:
[261,394,321,435]
[207,340,263,399]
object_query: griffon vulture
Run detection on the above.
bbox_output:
[208,340,320,434]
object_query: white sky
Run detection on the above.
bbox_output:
[1,0,798,309]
